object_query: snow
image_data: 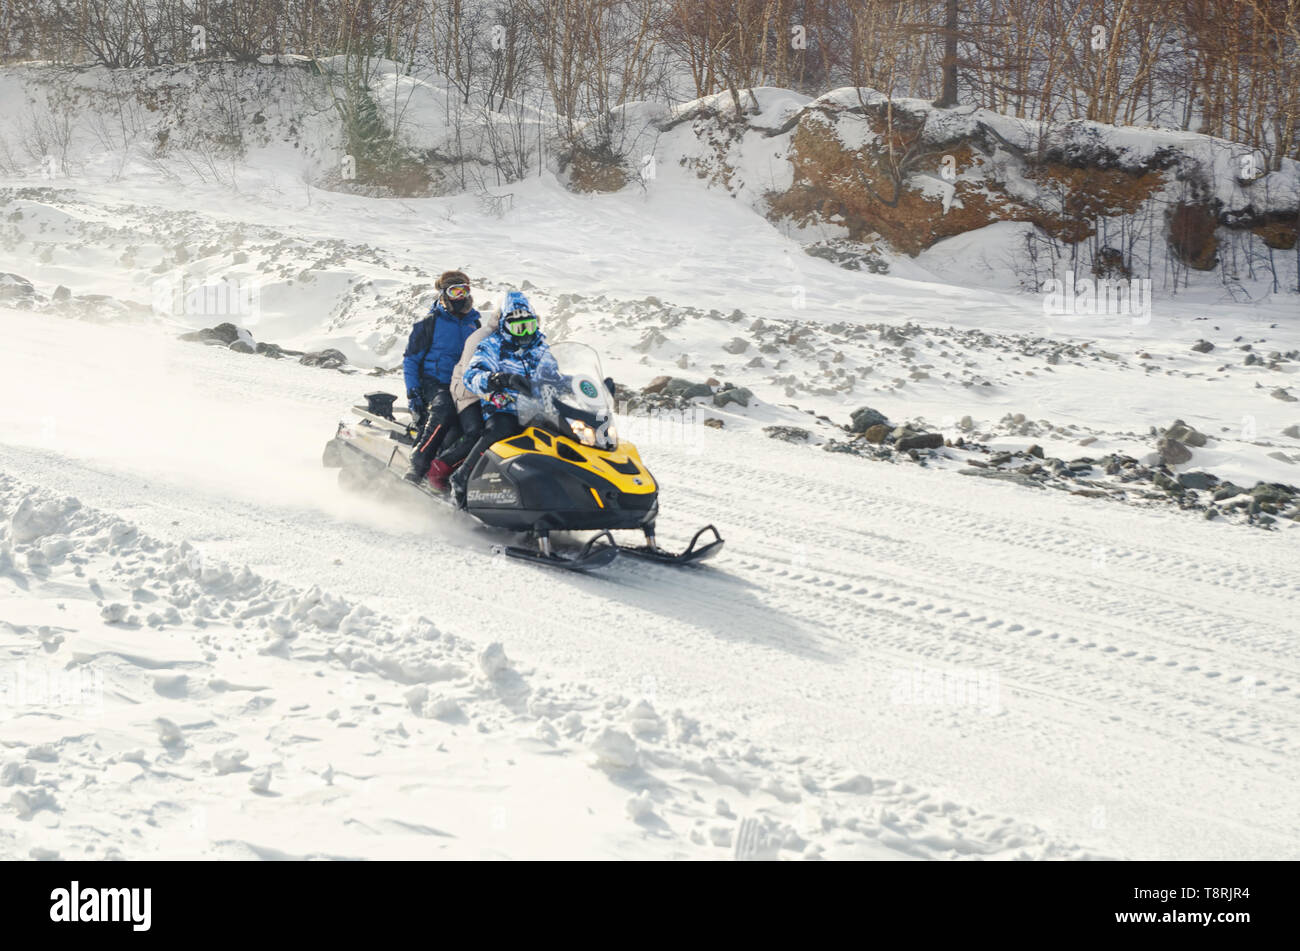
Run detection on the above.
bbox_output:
[1,303,1297,860]
[1,63,1298,860]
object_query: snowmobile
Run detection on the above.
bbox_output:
[321,341,723,572]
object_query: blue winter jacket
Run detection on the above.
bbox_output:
[402,302,481,393]
[463,330,556,418]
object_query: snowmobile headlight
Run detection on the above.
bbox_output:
[567,419,597,446]
[606,424,618,447]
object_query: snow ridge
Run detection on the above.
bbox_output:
[0,471,1106,860]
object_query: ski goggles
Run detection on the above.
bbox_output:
[503,313,538,337]
[442,283,471,301]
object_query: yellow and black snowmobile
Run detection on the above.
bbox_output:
[323,342,723,572]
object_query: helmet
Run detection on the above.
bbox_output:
[437,269,473,316]
[500,290,539,346]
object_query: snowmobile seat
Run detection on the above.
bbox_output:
[364,392,398,420]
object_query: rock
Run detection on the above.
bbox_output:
[643,375,672,394]
[669,381,713,400]
[299,348,348,369]
[763,426,810,443]
[208,322,242,345]
[1191,339,1214,353]
[229,340,255,354]
[1153,472,1183,494]
[958,415,974,431]
[1274,388,1299,402]
[1078,436,1098,446]
[53,285,71,301]
[182,323,248,347]
[1267,451,1295,465]
[1165,419,1207,447]
[255,342,288,358]
[0,273,35,300]
[959,469,1045,488]
[703,418,724,429]
[1212,483,1244,501]
[722,337,750,354]
[1251,483,1295,504]
[849,406,890,433]
[896,432,943,451]
[1283,424,1300,439]
[863,423,890,444]
[1157,437,1193,466]
[1176,471,1217,490]
[713,387,752,408]
[1027,444,1044,458]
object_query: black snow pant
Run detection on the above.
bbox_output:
[436,404,485,469]
[407,382,457,479]
[451,412,522,507]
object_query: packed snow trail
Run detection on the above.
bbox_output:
[2,308,1298,859]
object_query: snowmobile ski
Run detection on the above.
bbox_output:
[496,531,620,573]
[617,524,725,566]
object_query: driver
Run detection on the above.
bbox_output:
[450,290,556,508]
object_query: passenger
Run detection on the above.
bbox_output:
[424,300,500,490]
[401,270,481,483]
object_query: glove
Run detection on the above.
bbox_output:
[487,372,531,396]
[604,376,616,397]
[407,389,424,415]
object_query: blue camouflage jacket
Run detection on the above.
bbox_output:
[463,330,556,418]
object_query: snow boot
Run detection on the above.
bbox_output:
[426,459,452,491]
[450,466,469,510]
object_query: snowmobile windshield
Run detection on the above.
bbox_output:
[513,342,617,450]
